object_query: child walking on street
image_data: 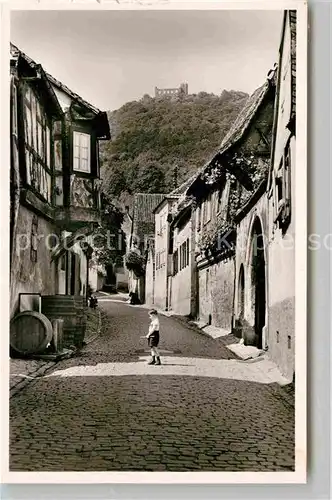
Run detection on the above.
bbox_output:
[146,309,161,365]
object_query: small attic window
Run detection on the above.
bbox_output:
[73,131,91,173]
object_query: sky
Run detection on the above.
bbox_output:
[11,9,283,112]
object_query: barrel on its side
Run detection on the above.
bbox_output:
[41,295,86,349]
[10,311,53,355]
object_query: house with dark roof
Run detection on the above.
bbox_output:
[126,193,166,303]
[10,44,110,347]
[265,9,296,380]
[232,10,296,381]
[180,68,277,334]
[146,194,180,309]
[144,177,195,309]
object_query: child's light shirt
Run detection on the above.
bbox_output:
[148,317,160,335]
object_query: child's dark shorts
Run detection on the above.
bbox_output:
[148,332,160,347]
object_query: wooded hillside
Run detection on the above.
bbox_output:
[100,90,249,209]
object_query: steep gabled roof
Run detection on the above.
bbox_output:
[152,194,180,215]
[10,43,63,118]
[217,80,271,157]
[47,72,110,139]
[289,10,296,127]
[133,193,167,224]
[132,193,167,245]
[10,42,110,139]
[169,173,198,196]
[46,72,101,116]
[187,71,276,196]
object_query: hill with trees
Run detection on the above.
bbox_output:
[100,90,249,210]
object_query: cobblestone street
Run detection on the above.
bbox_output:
[10,299,295,472]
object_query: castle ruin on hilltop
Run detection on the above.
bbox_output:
[154,82,188,99]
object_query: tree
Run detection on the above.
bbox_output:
[100,90,249,207]
[90,192,125,268]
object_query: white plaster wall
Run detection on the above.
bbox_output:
[72,242,87,296]
[154,203,169,310]
[171,218,192,316]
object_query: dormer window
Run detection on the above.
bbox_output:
[73,131,91,173]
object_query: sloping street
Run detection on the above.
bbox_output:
[10,299,295,472]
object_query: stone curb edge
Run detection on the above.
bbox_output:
[10,361,57,399]
[84,308,102,346]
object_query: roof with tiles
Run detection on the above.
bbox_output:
[289,10,296,125]
[217,80,272,157]
[169,173,198,196]
[10,43,63,118]
[132,193,167,243]
[11,43,103,116]
[10,42,110,139]
[185,72,276,194]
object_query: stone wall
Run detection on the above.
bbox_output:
[10,206,58,317]
[198,257,235,331]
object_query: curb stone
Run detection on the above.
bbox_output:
[84,308,102,345]
[10,309,102,398]
[10,360,57,398]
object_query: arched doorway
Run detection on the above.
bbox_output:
[250,217,266,348]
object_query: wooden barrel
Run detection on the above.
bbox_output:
[41,295,86,348]
[10,311,53,355]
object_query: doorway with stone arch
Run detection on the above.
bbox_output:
[238,264,245,324]
[249,216,266,349]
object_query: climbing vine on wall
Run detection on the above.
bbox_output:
[196,152,269,258]
[197,214,236,257]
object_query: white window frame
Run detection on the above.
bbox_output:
[73,131,91,173]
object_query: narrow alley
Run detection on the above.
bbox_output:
[10,298,295,472]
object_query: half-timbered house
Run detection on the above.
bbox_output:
[10,44,110,317]
[186,70,276,334]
